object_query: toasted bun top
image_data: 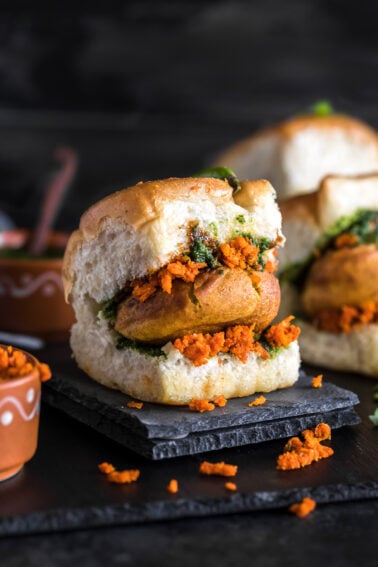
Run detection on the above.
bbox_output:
[78,177,232,238]
[280,172,378,228]
[63,177,282,305]
[213,114,378,200]
[216,114,378,164]
[265,114,376,140]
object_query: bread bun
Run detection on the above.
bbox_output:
[64,176,300,403]
[299,320,378,378]
[71,307,300,404]
[278,173,378,377]
[213,115,378,199]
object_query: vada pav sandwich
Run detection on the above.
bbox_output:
[62,174,301,404]
[279,173,378,377]
[213,105,378,200]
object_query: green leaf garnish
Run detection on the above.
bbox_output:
[116,336,165,358]
[235,214,246,224]
[232,230,272,269]
[101,297,119,322]
[208,222,219,237]
[310,100,334,117]
[189,224,218,268]
[280,209,378,288]
[373,385,378,403]
[369,408,378,426]
[0,247,64,260]
[194,166,241,194]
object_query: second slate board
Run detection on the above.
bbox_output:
[43,358,360,459]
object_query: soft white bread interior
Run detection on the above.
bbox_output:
[299,321,378,377]
[213,115,378,199]
[63,177,300,403]
[72,303,300,404]
[277,173,378,377]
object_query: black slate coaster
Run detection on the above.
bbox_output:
[42,356,360,459]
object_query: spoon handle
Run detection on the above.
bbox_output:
[28,147,78,256]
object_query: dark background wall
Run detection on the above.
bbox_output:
[0,0,377,230]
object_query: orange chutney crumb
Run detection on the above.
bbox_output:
[98,462,116,474]
[189,399,215,413]
[277,423,333,470]
[314,302,377,334]
[199,461,238,477]
[107,469,140,484]
[249,272,261,286]
[312,374,323,388]
[174,317,299,367]
[334,233,358,248]
[219,236,259,270]
[131,276,159,302]
[264,256,279,273]
[289,497,316,518]
[127,400,144,410]
[167,479,179,494]
[132,257,207,301]
[224,325,269,362]
[174,332,225,366]
[37,362,52,382]
[248,395,266,407]
[264,316,301,348]
[225,482,237,491]
[214,395,227,408]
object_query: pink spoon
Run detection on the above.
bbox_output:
[28,147,78,256]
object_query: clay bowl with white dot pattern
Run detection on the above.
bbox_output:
[0,230,75,340]
[0,347,41,482]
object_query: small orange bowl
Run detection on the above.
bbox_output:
[0,229,75,340]
[0,345,50,482]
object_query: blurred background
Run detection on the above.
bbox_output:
[0,0,377,231]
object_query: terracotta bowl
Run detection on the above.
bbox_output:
[0,347,42,482]
[0,230,75,340]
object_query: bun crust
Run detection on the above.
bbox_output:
[79,177,232,237]
[213,116,378,199]
[63,177,232,301]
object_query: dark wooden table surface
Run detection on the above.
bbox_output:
[0,347,377,565]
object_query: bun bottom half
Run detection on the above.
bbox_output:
[298,320,378,378]
[70,311,300,404]
[277,283,378,377]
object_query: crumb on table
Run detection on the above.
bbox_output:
[167,479,179,494]
[289,496,316,517]
[199,461,238,477]
[189,399,215,412]
[248,395,266,407]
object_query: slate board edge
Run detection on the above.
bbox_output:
[44,369,360,440]
[1,481,377,538]
[42,388,360,459]
[150,408,360,460]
